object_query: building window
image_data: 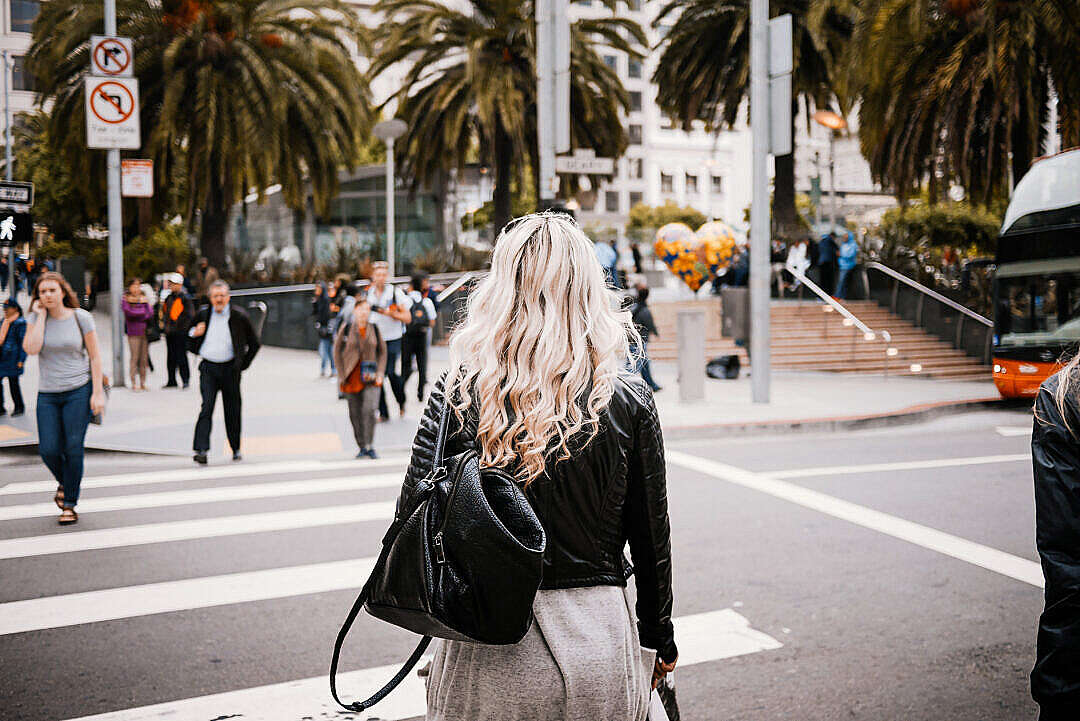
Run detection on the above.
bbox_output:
[629,91,642,113]
[627,0,642,10]
[9,0,38,33]
[579,193,596,211]
[660,173,673,193]
[711,175,723,193]
[629,191,643,208]
[603,55,617,71]
[605,191,620,213]
[685,173,698,194]
[12,56,33,92]
[628,124,642,145]
[628,59,642,79]
[629,158,643,179]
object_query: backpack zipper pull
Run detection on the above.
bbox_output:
[433,532,446,565]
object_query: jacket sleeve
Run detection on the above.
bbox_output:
[623,381,677,663]
[375,326,387,377]
[332,323,346,378]
[395,372,475,522]
[1031,381,1080,718]
[239,313,261,370]
[185,309,206,355]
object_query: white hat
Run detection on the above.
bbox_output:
[167,272,184,284]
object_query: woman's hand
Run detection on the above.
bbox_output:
[30,299,42,316]
[651,655,676,690]
[375,374,384,387]
[90,391,105,417]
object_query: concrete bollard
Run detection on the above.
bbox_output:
[677,309,706,402]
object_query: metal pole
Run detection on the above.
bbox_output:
[828,131,837,232]
[385,136,395,275]
[749,0,770,403]
[536,0,555,204]
[2,50,13,297]
[104,0,125,385]
[813,150,821,231]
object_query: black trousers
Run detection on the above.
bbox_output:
[0,375,23,412]
[378,338,406,419]
[400,332,429,401]
[165,332,190,386]
[193,360,242,453]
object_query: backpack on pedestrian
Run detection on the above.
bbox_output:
[405,296,431,338]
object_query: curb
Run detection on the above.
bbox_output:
[663,396,1025,440]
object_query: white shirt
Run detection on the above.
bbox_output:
[367,284,409,342]
[196,306,234,362]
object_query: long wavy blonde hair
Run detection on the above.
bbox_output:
[447,212,642,487]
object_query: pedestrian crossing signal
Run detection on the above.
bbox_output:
[0,211,31,247]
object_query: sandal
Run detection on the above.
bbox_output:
[54,486,65,509]
[58,508,78,525]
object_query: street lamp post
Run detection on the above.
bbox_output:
[813,110,847,233]
[374,119,407,276]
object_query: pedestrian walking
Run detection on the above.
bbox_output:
[193,257,219,304]
[366,261,411,420]
[400,273,436,403]
[22,272,106,525]
[187,281,261,464]
[312,281,336,377]
[398,212,677,720]
[162,273,194,388]
[0,298,27,416]
[630,284,662,392]
[816,232,838,297]
[122,278,155,391]
[836,232,858,299]
[333,296,386,459]
[1032,362,1080,720]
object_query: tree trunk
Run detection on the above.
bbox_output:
[200,183,229,270]
[773,104,797,238]
[492,123,513,237]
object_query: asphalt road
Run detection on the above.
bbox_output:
[0,406,1042,720]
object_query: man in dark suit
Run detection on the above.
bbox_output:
[187,280,260,464]
[162,273,195,389]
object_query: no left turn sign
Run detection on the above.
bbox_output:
[85,77,141,149]
[90,35,134,77]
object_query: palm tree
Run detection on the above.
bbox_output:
[368,0,647,235]
[857,0,1077,204]
[651,0,855,237]
[29,0,370,266]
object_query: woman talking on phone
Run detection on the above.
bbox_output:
[23,272,105,525]
[404,213,677,720]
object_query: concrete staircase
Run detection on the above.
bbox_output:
[646,299,989,381]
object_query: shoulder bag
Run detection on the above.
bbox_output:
[330,384,547,713]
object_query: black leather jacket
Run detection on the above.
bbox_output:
[398,372,677,662]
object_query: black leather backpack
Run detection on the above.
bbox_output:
[330,388,547,713]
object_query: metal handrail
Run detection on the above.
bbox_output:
[788,266,892,343]
[864,261,992,327]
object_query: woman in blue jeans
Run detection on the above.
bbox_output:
[23,272,106,525]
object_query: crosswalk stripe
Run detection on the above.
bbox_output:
[765,453,1030,479]
[0,456,410,496]
[669,450,1043,588]
[0,473,403,521]
[996,426,1033,437]
[0,557,378,636]
[64,609,782,721]
[0,503,395,560]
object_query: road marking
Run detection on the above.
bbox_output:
[0,473,403,520]
[766,453,1030,479]
[668,450,1043,588]
[0,456,410,496]
[996,426,1033,437]
[64,609,781,721]
[0,503,395,559]
[0,557,378,636]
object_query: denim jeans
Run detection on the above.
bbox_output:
[318,337,335,375]
[835,267,853,299]
[36,381,92,508]
[378,338,406,419]
[629,343,661,391]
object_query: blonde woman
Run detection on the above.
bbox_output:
[1032,359,1080,719]
[399,213,677,721]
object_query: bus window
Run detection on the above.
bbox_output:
[998,273,1080,347]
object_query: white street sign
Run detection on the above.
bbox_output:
[90,35,134,77]
[121,159,153,197]
[556,152,615,175]
[85,77,141,149]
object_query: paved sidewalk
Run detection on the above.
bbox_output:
[0,311,1001,459]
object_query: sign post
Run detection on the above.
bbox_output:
[88,15,137,386]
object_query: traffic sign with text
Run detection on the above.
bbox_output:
[0,181,33,206]
[121,159,153,197]
[555,152,615,175]
[90,35,134,77]
[85,76,141,149]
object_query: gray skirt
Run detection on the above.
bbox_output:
[425,583,655,721]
